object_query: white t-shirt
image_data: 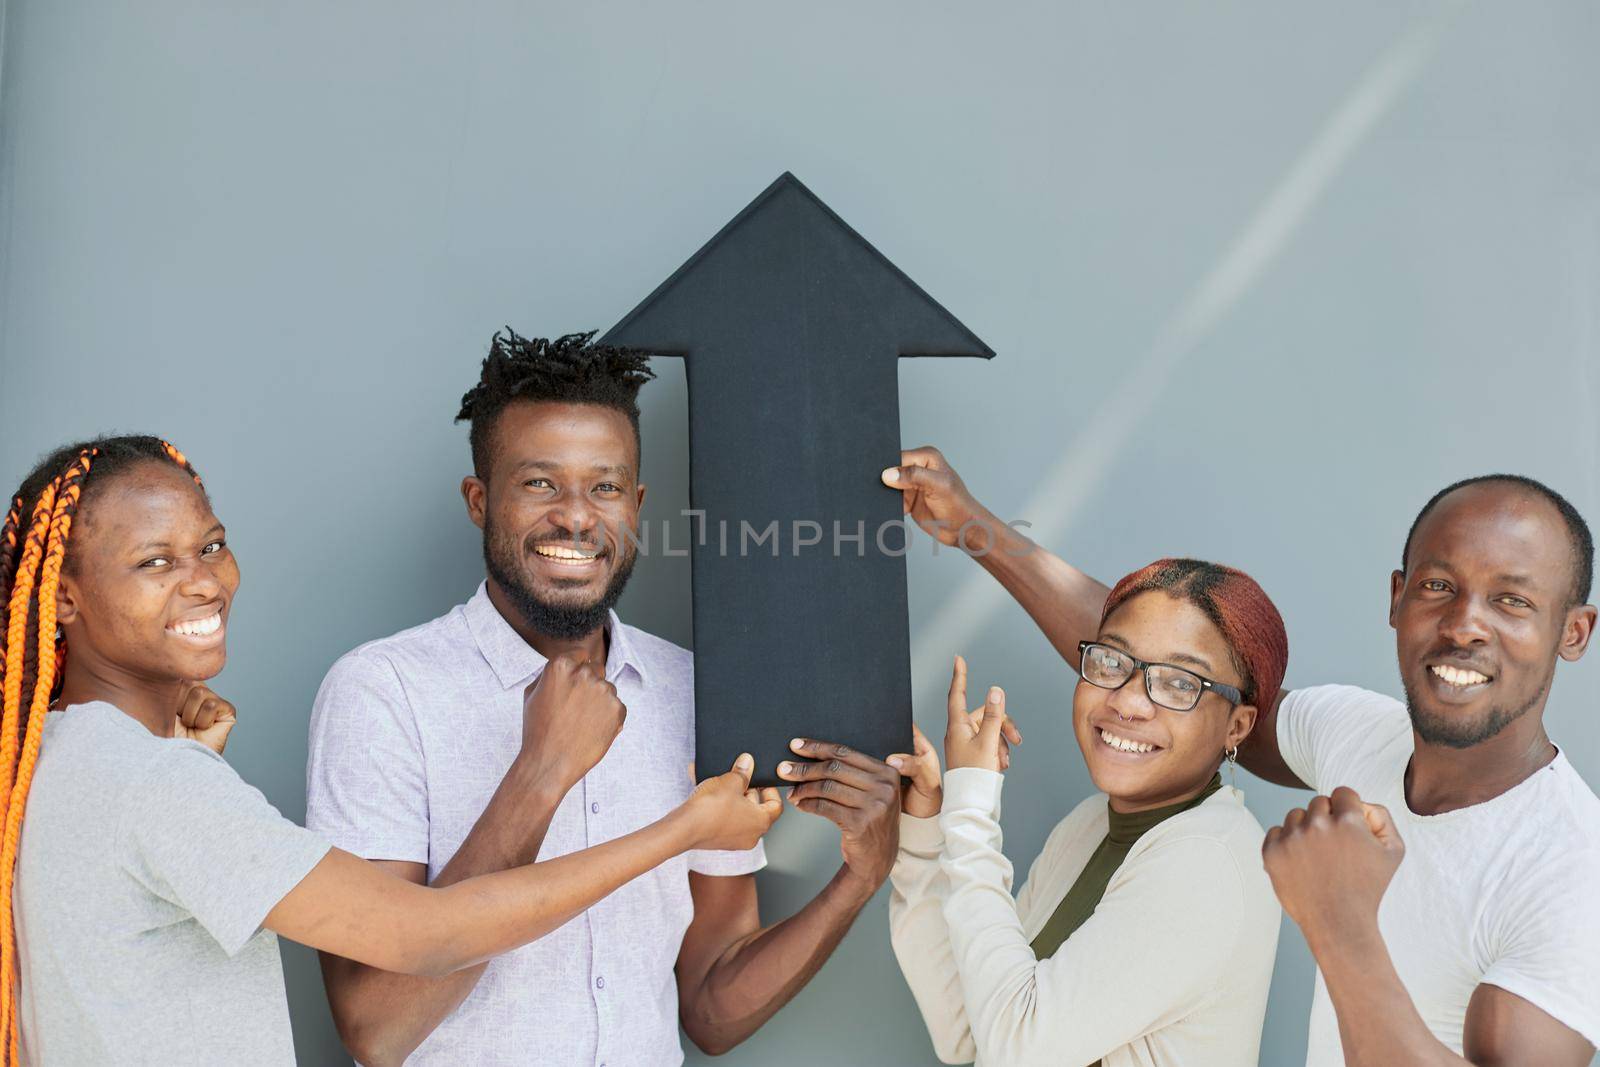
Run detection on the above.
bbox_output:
[1278,684,1600,1064]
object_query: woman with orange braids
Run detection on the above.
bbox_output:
[1,434,782,1067]
[884,554,1287,1067]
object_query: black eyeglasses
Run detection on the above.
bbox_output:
[1077,641,1244,713]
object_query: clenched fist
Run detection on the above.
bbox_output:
[174,683,237,755]
[517,653,626,793]
[1262,786,1405,947]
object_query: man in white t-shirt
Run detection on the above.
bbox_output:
[880,449,1599,1066]
[1251,476,1598,1066]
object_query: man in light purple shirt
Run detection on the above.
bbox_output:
[307,329,904,1066]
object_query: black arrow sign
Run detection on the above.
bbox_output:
[602,173,993,786]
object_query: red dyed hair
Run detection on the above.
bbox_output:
[1099,558,1288,712]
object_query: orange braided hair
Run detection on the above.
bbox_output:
[0,500,21,612]
[0,437,201,1065]
[161,441,201,484]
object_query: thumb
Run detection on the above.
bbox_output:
[206,716,237,749]
[726,752,754,790]
[881,463,944,510]
[1363,802,1403,852]
[881,463,931,487]
[888,736,940,794]
[195,706,236,755]
[978,687,1007,747]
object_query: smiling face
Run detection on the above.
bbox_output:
[1391,483,1594,749]
[1073,590,1257,812]
[55,461,239,686]
[463,399,645,639]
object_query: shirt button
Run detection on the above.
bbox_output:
[596,976,605,989]
[591,801,600,814]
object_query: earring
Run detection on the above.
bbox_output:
[1225,745,1239,789]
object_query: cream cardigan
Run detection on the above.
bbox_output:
[889,768,1280,1067]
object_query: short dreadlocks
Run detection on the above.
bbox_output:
[455,328,656,478]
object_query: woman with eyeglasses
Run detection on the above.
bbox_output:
[885,501,1286,1062]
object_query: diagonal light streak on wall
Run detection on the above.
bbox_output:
[905,11,1460,694]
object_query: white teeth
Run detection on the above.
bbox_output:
[1099,728,1156,754]
[1431,664,1489,687]
[170,612,221,637]
[534,545,599,562]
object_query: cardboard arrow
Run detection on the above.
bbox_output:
[603,173,993,786]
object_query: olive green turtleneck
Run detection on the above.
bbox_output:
[1027,773,1223,1067]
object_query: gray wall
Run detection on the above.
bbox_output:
[3,2,1597,1064]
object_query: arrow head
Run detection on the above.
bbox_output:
[602,172,993,361]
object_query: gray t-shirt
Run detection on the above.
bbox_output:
[15,701,331,1066]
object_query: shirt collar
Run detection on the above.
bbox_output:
[464,582,649,690]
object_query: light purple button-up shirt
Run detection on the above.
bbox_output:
[306,583,765,1066]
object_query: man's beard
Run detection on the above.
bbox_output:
[1400,660,1550,749]
[483,522,638,641]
